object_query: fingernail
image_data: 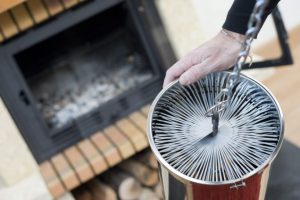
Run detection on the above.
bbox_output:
[180,75,190,85]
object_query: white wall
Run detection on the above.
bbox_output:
[157,0,300,58]
[191,0,300,49]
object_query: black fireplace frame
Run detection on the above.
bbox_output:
[0,0,176,163]
[242,7,293,69]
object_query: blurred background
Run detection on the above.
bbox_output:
[0,0,299,199]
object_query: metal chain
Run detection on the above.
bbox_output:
[205,0,270,117]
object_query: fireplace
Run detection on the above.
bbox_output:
[0,0,176,163]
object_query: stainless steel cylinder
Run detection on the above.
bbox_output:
[147,72,284,200]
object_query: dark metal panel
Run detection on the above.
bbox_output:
[0,49,57,162]
[0,0,175,163]
[1,0,123,54]
[126,0,164,76]
[140,0,178,68]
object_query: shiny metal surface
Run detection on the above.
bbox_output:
[147,72,284,200]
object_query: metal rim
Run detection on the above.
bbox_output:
[147,71,284,185]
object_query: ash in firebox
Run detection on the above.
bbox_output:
[29,36,153,129]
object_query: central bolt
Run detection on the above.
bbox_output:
[211,110,219,137]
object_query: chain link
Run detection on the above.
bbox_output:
[205,0,270,117]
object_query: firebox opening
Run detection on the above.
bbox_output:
[14,3,156,130]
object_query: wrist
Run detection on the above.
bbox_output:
[220,29,246,45]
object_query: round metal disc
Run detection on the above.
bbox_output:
[148,72,284,185]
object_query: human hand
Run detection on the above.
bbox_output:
[163,29,246,87]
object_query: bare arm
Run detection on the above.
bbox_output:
[163,29,245,87]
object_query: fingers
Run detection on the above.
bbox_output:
[162,31,242,87]
[163,68,179,88]
[163,54,196,88]
[179,58,211,85]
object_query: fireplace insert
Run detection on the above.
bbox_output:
[0,0,176,162]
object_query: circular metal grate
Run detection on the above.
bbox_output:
[149,72,283,184]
